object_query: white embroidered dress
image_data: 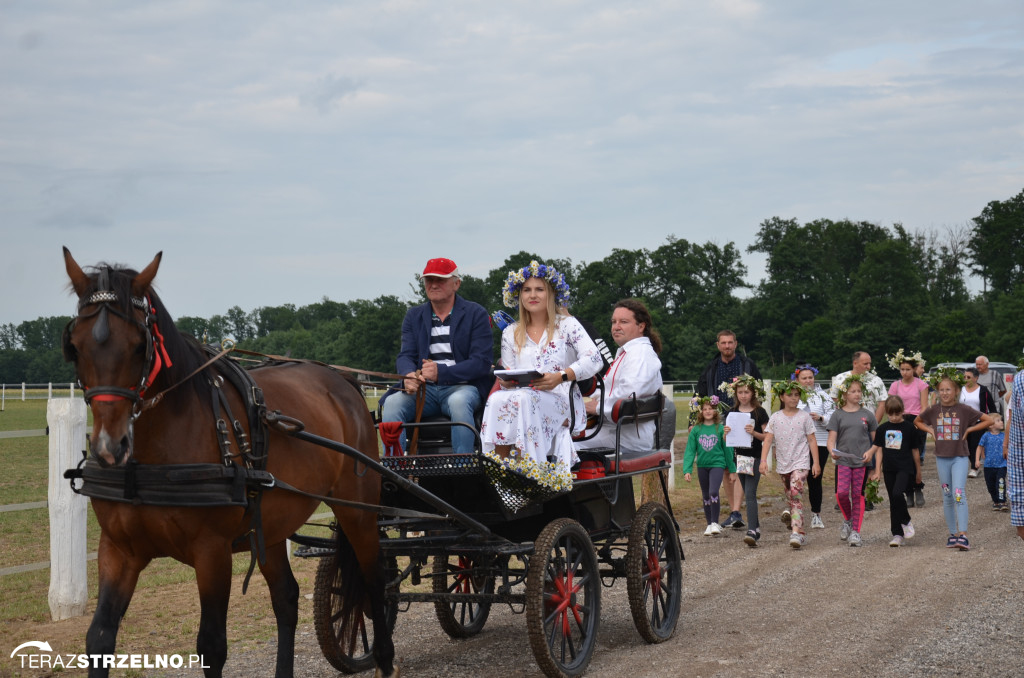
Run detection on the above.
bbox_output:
[481,315,602,473]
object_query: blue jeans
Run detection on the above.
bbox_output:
[936,456,969,535]
[380,384,481,454]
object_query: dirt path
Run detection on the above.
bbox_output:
[7,460,1024,677]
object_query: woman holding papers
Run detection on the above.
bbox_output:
[479,261,602,489]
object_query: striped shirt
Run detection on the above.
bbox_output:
[429,312,456,367]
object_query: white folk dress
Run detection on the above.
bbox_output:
[481,315,602,477]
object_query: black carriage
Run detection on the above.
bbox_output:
[290,390,684,678]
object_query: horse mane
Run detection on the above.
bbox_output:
[82,262,212,408]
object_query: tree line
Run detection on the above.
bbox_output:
[3,188,1022,385]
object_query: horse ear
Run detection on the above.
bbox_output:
[63,246,90,297]
[131,252,163,297]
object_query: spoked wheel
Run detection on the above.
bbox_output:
[313,554,398,673]
[526,518,601,678]
[626,502,683,643]
[432,554,495,638]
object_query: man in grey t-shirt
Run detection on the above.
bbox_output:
[976,356,1006,415]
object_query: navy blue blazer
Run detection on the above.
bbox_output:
[395,295,494,404]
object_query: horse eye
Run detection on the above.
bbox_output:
[134,342,147,356]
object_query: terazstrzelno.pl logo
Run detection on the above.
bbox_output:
[10,640,209,670]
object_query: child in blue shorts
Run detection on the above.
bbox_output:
[976,413,1007,511]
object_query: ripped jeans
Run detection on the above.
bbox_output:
[936,455,970,535]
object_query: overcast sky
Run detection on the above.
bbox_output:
[3,1,1023,327]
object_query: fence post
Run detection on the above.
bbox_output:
[662,384,676,490]
[22,382,26,401]
[70,382,75,398]
[48,382,53,398]
[1,384,5,411]
[47,398,89,620]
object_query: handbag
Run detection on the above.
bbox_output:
[736,454,755,475]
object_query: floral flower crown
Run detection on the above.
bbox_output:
[501,260,571,309]
[834,373,868,407]
[718,374,766,403]
[886,348,925,371]
[689,394,726,419]
[771,379,808,403]
[790,363,819,380]
[928,365,966,390]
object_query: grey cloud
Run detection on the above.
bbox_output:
[301,73,363,114]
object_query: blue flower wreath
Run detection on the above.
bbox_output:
[501,260,571,309]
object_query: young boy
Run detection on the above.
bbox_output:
[867,396,923,547]
[976,413,1007,511]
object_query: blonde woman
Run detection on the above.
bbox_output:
[480,261,602,488]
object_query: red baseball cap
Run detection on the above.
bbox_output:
[421,258,461,279]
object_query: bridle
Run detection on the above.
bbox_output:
[64,273,172,419]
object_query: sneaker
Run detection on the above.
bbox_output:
[721,512,738,528]
[848,531,862,547]
[968,468,978,478]
[811,514,825,529]
[781,510,792,527]
[993,503,1003,511]
[915,489,925,507]
[731,513,745,529]
[905,493,915,508]
[709,522,722,536]
[789,533,806,549]
[945,534,959,548]
[839,520,852,541]
[902,522,915,540]
[956,535,970,551]
[704,524,715,537]
[889,535,904,547]
[744,529,760,547]
[1001,504,1010,512]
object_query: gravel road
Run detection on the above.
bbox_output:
[220,460,1024,678]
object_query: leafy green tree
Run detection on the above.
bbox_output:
[16,316,72,352]
[253,303,299,336]
[968,187,1024,293]
[983,284,1024,361]
[918,308,984,364]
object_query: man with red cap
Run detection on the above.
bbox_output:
[381,257,493,453]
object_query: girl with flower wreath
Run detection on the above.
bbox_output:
[682,395,736,536]
[826,375,878,547]
[885,349,929,506]
[794,364,835,529]
[761,380,819,549]
[480,261,603,491]
[915,367,992,550]
[720,375,770,546]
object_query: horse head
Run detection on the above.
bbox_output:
[63,247,163,467]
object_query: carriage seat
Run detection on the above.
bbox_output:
[575,392,669,474]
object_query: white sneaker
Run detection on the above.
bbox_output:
[789,533,806,549]
[781,510,792,527]
[889,535,904,547]
[811,514,825,529]
[848,531,863,547]
[968,468,978,478]
[704,524,715,536]
[902,522,915,540]
[839,520,852,541]
[709,522,723,536]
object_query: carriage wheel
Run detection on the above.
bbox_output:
[626,502,682,643]
[432,554,494,638]
[313,553,398,674]
[526,518,601,678]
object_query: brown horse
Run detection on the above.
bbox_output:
[61,248,397,678]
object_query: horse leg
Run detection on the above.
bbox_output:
[193,547,234,678]
[258,541,299,678]
[86,537,147,678]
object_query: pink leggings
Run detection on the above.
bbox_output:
[836,465,866,531]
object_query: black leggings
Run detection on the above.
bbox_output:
[739,463,762,532]
[698,467,725,525]
[808,446,826,513]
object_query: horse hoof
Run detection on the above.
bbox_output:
[374,664,400,678]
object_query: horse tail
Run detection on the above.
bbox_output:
[332,525,367,627]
